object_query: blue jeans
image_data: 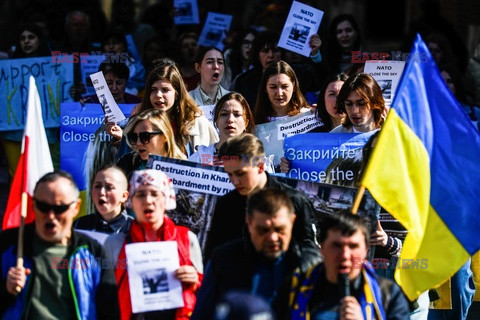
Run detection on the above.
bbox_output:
[428,259,476,320]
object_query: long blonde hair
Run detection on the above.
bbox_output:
[124,109,187,160]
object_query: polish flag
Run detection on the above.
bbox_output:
[2,76,54,230]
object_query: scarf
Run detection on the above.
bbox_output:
[289,262,386,320]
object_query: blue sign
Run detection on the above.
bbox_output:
[60,102,135,190]
[0,56,74,131]
[284,132,376,184]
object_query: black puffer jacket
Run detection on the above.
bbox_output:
[204,173,317,261]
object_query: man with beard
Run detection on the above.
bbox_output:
[191,188,320,320]
[0,170,119,319]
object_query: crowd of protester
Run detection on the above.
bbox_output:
[0,1,479,319]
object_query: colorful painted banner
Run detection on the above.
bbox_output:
[0,56,74,131]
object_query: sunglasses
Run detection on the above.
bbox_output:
[34,199,76,215]
[127,131,163,145]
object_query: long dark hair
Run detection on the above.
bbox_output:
[228,28,259,78]
[327,14,362,73]
[253,60,307,124]
[315,73,349,130]
[336,73,385,129]
[249,30,281,68]
[12,23,50,58]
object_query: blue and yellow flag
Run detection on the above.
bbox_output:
[360,34,480,301]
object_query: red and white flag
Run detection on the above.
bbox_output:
[3,76,53,230]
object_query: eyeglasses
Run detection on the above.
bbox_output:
[34,199,76,215]
[127,131,163,145]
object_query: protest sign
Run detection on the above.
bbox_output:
[60,102,135,191]
[0,56,74,131]
[174,0,200,25]
[80,54,106,96]
[254,112,321,171]
[146,155,379,255]
[126,241,184,313]
[198,12,232,51]
[90,71,126,123]
[283,132,376,185]
[199,104,215,125]
[364,60,405,108]
[147,155,234,249]
[278,1,324,57]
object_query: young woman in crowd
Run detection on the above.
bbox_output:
[74,165,132,234]
[189,46,230,107]
[107,58,218,157]
[232,30,283,108]
[105,169,203,319]
[326,14,363,74]
[331,72,385,133]
[253,60,309,124]
[279,73,349,173]
[188,92,254,165]
[311,73,349,132]
[116,109,186,178]
[223,27,258,88]
[11,22,50,58]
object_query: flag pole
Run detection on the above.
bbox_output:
[14,192,28,293]
[350,186,365,215]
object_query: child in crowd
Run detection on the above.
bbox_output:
[74,165,132,235]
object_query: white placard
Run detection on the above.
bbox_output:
[89,71,126,123]
[278,1,324,57]
[125,241,184,313]
[198,12,233,51]
[254,111,322,170]
[149,156,234,196]
[199,104,215,125]
[364,60,406,109]
[174,0,200,25]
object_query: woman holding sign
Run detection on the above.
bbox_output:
[133,59,218,156]
[116,109,186,178]
[331,73,385,133]
[253,60,310,124]
[105,169,203,320]
[107,58,218,158]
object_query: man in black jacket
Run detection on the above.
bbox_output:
[203,133,317,261]
[192,188,321,320]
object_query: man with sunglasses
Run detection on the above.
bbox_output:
[0,170,119,319]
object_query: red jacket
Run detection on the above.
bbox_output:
[115,217,202,320]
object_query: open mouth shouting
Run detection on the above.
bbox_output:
[143,208,155,218]
[44,221,57,234]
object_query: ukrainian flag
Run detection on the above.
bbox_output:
[360,34,480,301]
